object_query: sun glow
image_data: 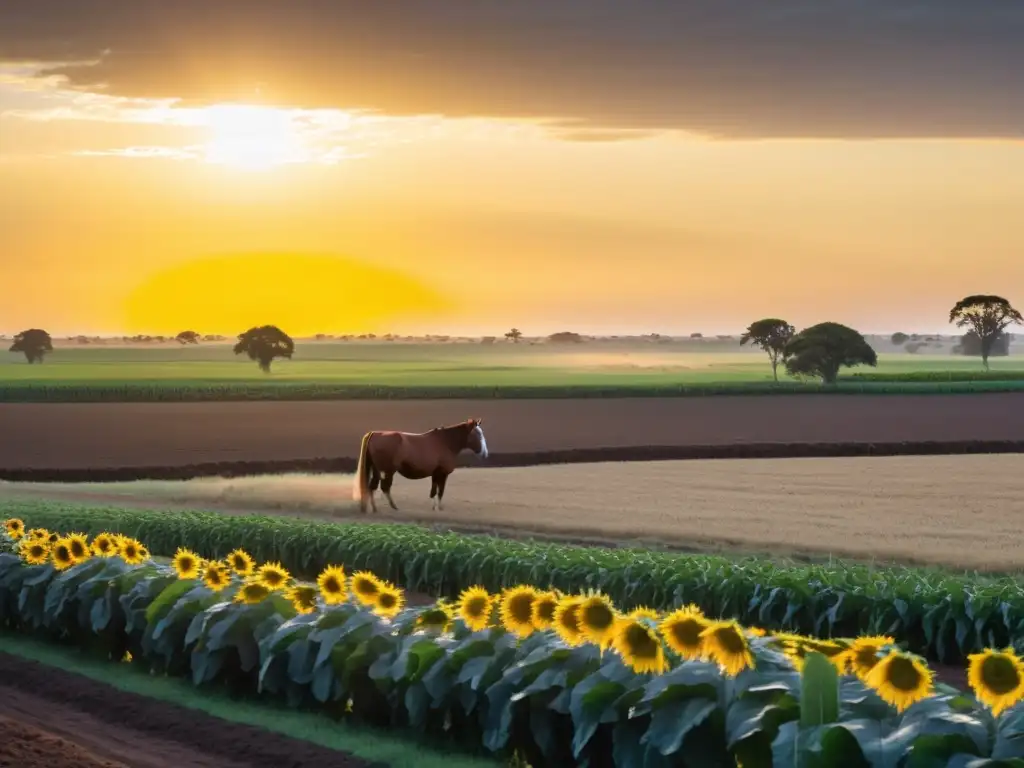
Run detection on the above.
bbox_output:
[201,104,307,170]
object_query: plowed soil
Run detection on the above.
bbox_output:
[2,394,1024,471]
[0,653,382,768]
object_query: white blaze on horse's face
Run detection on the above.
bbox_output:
[471,425,489,458]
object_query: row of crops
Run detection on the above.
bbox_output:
[7,500,1023,665]
[3,378,1024,402]
[2,520,1022,767]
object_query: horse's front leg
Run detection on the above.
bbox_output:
[381,471,399,510]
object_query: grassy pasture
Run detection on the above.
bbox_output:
[2,340,1023,401]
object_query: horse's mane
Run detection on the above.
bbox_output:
[429,420,478,451]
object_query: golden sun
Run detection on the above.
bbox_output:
[201,104,305,170]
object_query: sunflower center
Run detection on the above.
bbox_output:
[537,601,556,623]
[356,580,378,596]
[509,594,535,624]
[670,618,705,648]
[887,656,924,692]
[625,624,659,659]
[583,602,614,631]
[855,647,880,670]
[713,626,746,655]
[55,545,72,561]
[323,576,342,593]
[70,541,87,558]
[560,605,582,633]
[980,655,1022,696]
[466,596,489,618]
[124,544,138,557]
[379,593,397,609]
[179,557,195,571]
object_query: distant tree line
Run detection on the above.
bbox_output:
[8,294,1020,376]
[737,294,1021,383]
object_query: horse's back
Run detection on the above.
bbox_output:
[366,429,451,476]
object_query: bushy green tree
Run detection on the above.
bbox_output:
[948,295,1022,370]
[783,322,877,384]
[9,328,53,364]
[233,325,294,373]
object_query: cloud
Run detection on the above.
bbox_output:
[1,1,1022,139]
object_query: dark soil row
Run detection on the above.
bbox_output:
[0,651,384,768]
[2,440,1023,483]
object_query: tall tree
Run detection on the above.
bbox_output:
[233,325,294,373]
[9,328,53,364]
[739,318,795,382]
[505,328,523,343]
[948,295,1022,371]
[175,330,200,345]
[783,322,877,384]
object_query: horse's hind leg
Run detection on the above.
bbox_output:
[368,465,381,514]
[381,471,399,510]
[432,471,449,511]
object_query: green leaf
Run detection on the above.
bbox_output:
[800,652,840,728]
[640,697,717,756]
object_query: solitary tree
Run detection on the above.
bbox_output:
[9,328,53,364]
[783,322,877,384]
[739,318,796,382]
[891,332,909,346]
[948,295,1022,371]
[175,330,200,345]
[505,328,523,343]
[233,325,294,373]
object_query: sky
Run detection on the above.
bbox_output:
[1,1,1023,337]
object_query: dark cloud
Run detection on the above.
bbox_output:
[1,1,1023,138]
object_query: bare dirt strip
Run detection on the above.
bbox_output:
[7,453,1024,571]
[2,394,1024,478]
[0,653,383,768]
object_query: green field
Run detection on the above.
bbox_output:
[3,340,1023,401]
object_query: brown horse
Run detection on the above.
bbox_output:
[352,418,489,513]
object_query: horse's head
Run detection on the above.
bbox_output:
[466,418,489,459]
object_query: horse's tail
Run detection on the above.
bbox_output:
[352,431,374,504]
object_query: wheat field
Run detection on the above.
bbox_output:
[4,454,1023,571]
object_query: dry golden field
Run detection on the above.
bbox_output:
[5,453,1023,571]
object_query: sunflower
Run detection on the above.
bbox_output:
[287,584,319,615]
[700,620,756,677]
[577,593,619,649]
[138,545,151,561]
[458,586,494,632]
[746,626,767,638]
[91,533,117,557]
[316,565,348,604]
[172,547,203,580]
[28,528,50,541]
[612,617,669,675]
[22,540,50,566]
[118,537,146,565]
[967,647,1024,717]
[257,561,291,591]
[226,548,255,576]
[865,650,934,713]
[629,606,661,622]
[784,638,848,674]
[4,518,24,540]
[51,538,76,570]
[67,533,91,561]
[416,603,454,633]
[47,531,59,543]
[202,561,231,592]
[372,581,405,618]
[553,596,586,646]
[351,571,382,606]
[500,585,539,638]
[235,579,271,605]
[845,636,896,681]
[659,605,710,661]
[531,591,559,630]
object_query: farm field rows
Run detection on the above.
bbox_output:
[6,453,1024,571]
[3,393,1024,472]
